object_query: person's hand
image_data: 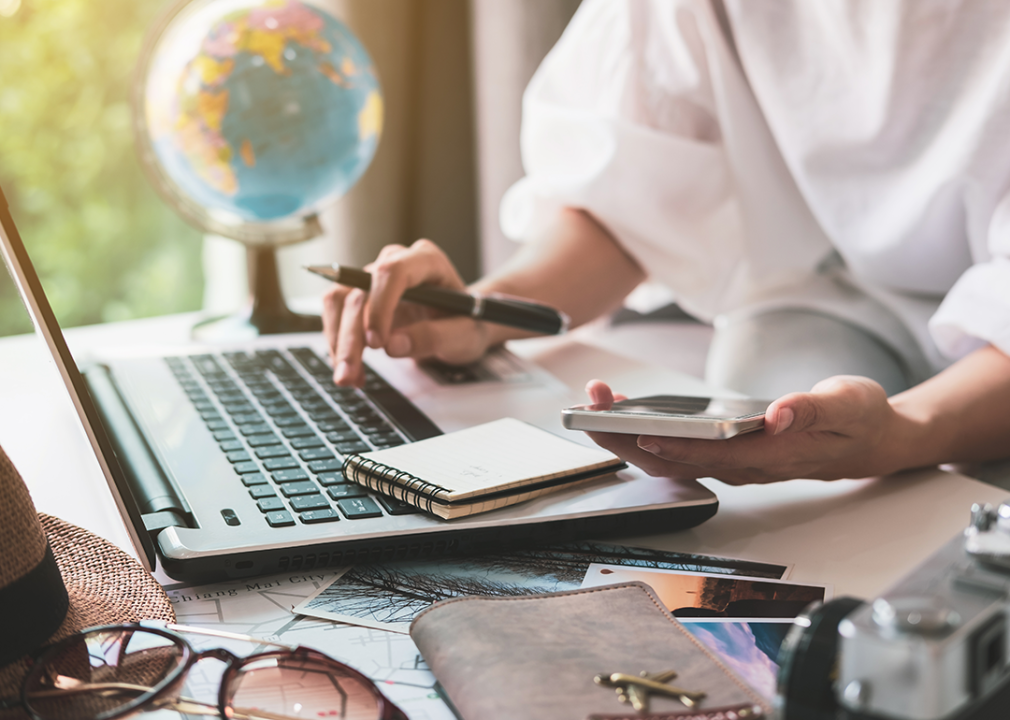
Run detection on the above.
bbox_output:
[581,376,911,484]
[322,239,493,386]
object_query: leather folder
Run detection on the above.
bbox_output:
[409,581,772,720]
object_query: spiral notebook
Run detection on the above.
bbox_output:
[342,418,626,519]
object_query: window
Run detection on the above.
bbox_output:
[0,0,203,336]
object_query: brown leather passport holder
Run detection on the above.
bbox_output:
[409,581,772,720]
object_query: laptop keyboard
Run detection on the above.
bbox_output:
[164,347,430,528]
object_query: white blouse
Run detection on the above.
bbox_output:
[500,0,1010,373]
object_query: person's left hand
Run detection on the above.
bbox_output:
[582,377,911,485]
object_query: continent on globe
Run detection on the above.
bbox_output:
[142,0,383,224]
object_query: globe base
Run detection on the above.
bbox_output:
[191,244,323,341]
[191,305,322,342]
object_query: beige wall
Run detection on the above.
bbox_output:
[470,0,582,275]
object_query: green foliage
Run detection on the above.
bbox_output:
[0,0,204,337]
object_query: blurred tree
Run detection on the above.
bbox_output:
[0,0,203,336]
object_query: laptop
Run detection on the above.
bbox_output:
[0,183,719,583]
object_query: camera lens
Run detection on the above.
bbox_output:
[777,597,865,720]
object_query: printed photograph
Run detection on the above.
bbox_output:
[581,564,828,620]
[681,621,792,701]
[294,541,789,632]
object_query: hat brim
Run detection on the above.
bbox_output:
[0,514,175,714]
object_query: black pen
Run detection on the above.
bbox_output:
[305,264,569,335]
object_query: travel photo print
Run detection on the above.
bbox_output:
[292,541,789,633]
[580,563,832,701]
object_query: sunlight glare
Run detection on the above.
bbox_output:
[0,0,21,18]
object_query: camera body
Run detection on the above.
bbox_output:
[778,502,1010,720]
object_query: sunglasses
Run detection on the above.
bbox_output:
[4,621,408,720]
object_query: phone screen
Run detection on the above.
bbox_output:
[606,395,770,419]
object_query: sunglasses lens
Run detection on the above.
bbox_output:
[226,655,382,720]
[23,627,185,720]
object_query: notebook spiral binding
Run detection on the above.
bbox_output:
[343,454,448,514]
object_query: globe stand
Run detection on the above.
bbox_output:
[192,245,322,342]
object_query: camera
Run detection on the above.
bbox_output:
[776,501,1010,720]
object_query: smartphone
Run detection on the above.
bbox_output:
[561,395,771,440]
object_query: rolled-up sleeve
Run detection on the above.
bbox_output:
[930,194,1010,360]
[500,0,750,318]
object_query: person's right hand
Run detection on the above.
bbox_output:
[322,239,493,386]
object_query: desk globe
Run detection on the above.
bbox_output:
[133,0,382,338]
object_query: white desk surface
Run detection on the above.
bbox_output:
[0,312,1006,602]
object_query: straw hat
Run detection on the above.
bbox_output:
[0,444,175,716]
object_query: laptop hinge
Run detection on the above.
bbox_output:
[84,363,194,529]
[143,510,187,533]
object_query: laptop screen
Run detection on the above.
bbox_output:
[0,183,156,571]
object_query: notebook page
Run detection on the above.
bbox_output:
[355,417,622,502]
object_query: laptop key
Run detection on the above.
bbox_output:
[220,394,253,406]
[206,419,229,431]
[213,430,237,442]
[240,423,274,436]
[191,355,223,375]
[324,386,358,400]
[316,419,353,433]
[208,380,239,393]
[316,471,346,486]
[377,495,420,515]
[280,481,320,497]
[290,347,331,376]
[264,456,299,471]
[349,411,384,426]
[325,430,359,443]
[299,508,340,524]
[308,458,343,473]
[255,350,297,374]
[255,445,290,459]
[266,510,295,527]
[334,441,370,455]
[326,483,367,499]
[336,497,383,519]
[307,409,341,422]
[232,412,265,426]
[225,450,252,464]
[246,433,280,447]
[290,435,324,449]
[273,415,307,427]
[240,473,268,487]
[219,440,244,452]
[299,399,332,412]
[257,497,285,512]
[265,403,298,418]
[259,394,291,406]
[299,448,335,462]
[290,494,330,511]
[249,485,277,499]
[282,425,315,438]
[272,468,310,483]
[233,461,261,474]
